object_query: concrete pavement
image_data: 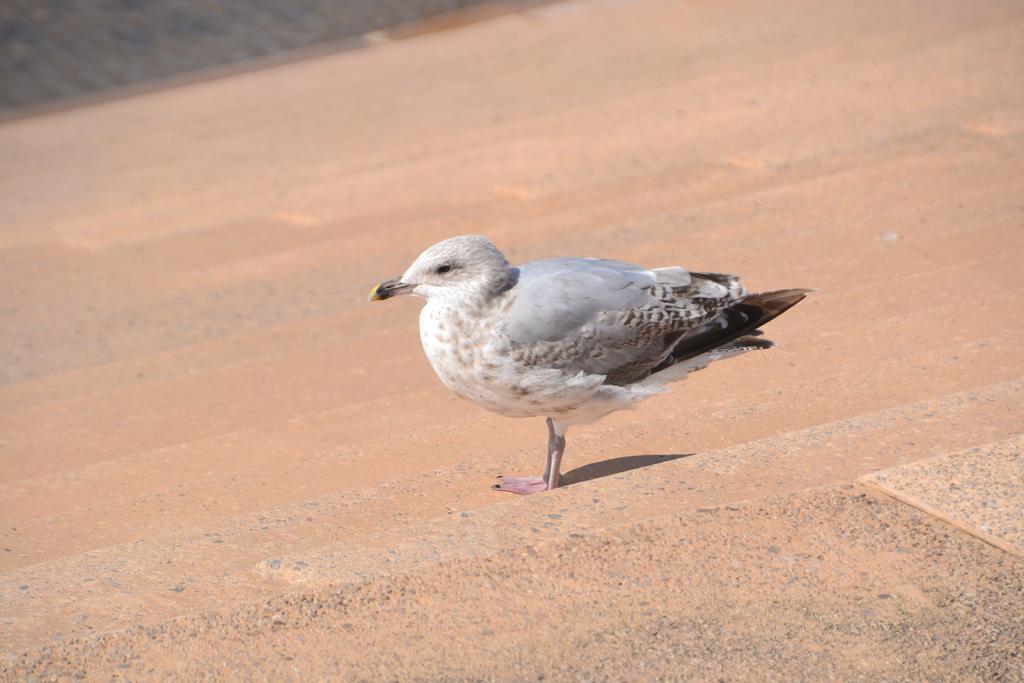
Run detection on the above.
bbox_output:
[1,0,1022,677]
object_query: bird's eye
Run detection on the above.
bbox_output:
[436,264,453,275]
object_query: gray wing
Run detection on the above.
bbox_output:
[502,257,747,385]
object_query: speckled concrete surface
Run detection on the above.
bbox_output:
[6,485,1024,681]
[260,388,1024,588]
[2,0,1024,675]
[864,437,1024,557]
[2,380,1019,655]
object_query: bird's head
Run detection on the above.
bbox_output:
[369,235,514,303]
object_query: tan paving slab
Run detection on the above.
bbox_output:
[6,485,1023,681]
[2,378,1019,656]
[863,437,1024,557]
[2,0,1024,672]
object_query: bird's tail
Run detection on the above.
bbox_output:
[652,288,812,372]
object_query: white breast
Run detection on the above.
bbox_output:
[417,300,612,420]
[419,301,494,402]
[417,301,533,417]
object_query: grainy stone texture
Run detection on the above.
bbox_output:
[7,486,1024,681]
[1,0,1023,677]
[864,436,1024,557]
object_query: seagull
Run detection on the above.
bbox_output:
[370,235,809,495]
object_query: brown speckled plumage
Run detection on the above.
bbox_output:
[373,235,809,493]
[385,237,810,425]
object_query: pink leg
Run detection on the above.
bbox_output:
[492,418,566,495]
[492,476,548,495]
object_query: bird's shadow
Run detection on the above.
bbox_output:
[559,453,694,487]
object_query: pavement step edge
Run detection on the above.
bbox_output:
[0,377,1017,657]
[253,378,1024,586]
[861,435,1024,558]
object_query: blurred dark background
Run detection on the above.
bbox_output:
[0,0,517,113]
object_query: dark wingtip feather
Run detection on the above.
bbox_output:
[746,288,813,321]
[656,287,811,369]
